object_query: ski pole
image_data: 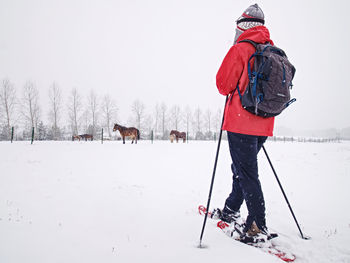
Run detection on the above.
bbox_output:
[262,145,310,240]
[199,96,228,248]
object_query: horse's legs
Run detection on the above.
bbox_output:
[123,136,125,144]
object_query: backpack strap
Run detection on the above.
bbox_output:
[238,39,258,48]
[285,98,296,108]
[238,39,259,91]
[236,40,265,101]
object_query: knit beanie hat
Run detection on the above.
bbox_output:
[236,4,265,31]
[234,4,265,43]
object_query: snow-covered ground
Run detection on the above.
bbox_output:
[1,140,349,263]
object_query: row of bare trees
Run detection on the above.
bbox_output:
[0,79,119,140]
[0,79,222,141]
[130,100,222,140]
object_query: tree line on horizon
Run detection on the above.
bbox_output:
[0,79,223,141]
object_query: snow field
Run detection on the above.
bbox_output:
[0,140,350,263]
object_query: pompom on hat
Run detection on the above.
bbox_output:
[236,3,265,31]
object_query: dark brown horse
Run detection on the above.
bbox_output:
[72,134,93,141]
[80,134,93,141]
[113,123,140,144]
[170,130,186,143]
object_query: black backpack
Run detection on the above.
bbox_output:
[237,40,296,118]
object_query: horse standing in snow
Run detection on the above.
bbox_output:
[170,130,186,143]
[113,123,140,144]
[72,135,81,141]
[170,134,176,143]
[72,134,93,141]
[80,134,93,141]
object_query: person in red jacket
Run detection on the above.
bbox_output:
[215,4,274,242]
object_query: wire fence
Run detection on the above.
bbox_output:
[0,127,347,144]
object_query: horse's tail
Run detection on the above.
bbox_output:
[137,129,140,140]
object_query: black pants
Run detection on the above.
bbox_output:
[225,131,267,231]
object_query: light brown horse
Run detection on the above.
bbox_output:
[170,130,186,143]
[72,135,81,141]
[113,123,140,144]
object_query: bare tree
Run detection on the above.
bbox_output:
[144,114,154,139]
[160,102,167,138]
[204,108,212,132]
[101,94,118,138]
[193,107,205,140]
[203,108,213,140]
[21,81,41,132]
[153,103,161,136]
[67,88,82,136]
[193,106,202,133]
[131,99,146,131]
[81,109,89,134]
[0,79,17,139]
[87,90,99,136]
[184,105,192,138]
[213,108,222,133]
[48,82,62,140]
[170,105,181,131]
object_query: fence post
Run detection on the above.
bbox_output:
[31,127,34,144]
[101,128,104,144]
[11,127,14,143]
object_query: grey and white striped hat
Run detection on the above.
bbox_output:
[236,4,265,31]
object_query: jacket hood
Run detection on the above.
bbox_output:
[236,26,273,45]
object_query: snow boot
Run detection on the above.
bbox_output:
[219,205,242,224]
[238,222,278,244]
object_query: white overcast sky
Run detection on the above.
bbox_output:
[0,0,349,130]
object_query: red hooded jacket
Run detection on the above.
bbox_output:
[216,26,274,136]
